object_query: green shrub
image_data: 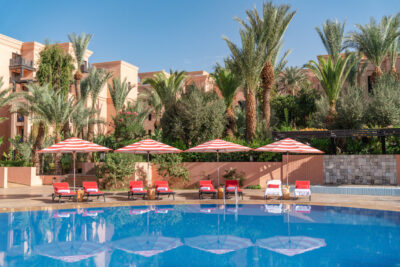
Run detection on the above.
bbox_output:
[153,153,189,182]
[222,167,245,187]
[246,185,261,189]
[96,153,140,189]
[334,86,366,129]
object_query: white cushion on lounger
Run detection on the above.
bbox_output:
[86,188,98,192]
[265,188,282,196]
[157,187,168,191]
[226,186,236,190]
[200,187,211,190]
[294,189,311,196]
[57,189,70,193]
[131,187,144,191]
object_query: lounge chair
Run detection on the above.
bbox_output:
[264,180,282,200]
[128,181,148,200]
[293,180,311,201]
[199,180,217,199]
[83,181,106,202]
[52,182,77,203]
[154,181,175,200]
[224,180,243,200]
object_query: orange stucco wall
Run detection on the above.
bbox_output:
[7,167,41,186]
[151,155,324,188]
[0,167,7,188]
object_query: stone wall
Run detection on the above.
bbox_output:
[324,155,397,185]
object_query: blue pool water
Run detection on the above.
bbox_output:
[0,204,399,266]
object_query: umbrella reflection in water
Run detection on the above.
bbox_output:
[257,205,326,256]
[35,241,107,263]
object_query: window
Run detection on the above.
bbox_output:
[148,114,152,121]
[368,76,373,94]
[17,113,24,122]
[148,129,152,135]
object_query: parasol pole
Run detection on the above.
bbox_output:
[147,151,150,186]
[286,151,289,186]
[217,150,220,186]
[73,151,76,190]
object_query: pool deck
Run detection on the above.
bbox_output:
[0,185,400,215]
[1,184,400,213]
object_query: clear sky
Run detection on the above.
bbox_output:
[0,0,399,73]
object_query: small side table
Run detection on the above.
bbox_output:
[281,185,291,200]
[217,186,224,199]
[77,189,85,202]
[147,188,156,200]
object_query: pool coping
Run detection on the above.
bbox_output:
[1,198,399,213]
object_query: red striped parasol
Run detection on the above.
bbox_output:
[255,138,323,185]
[185,139,251,153]
[38,137,111,190]
[185,139,251,185]
[38,137,111,153]
[114,139,182,154]
[115,139,182,186]
[254,138,323,154]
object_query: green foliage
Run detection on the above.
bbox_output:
[61,154,73,173]
[212,66,240,109]
[96,153,139,189]
[161,86,226,147]
[7,135,33,166]
[306,54,355,112]
[108,78,133,113]
[365,74,400,127]
[271,87,319,129]
[153,154,189,181]
[346,14,400,70]
[277,66,308,95]
[222,167,245,186]
[246,185,261,189]
[113,102,149,141]
[68,32,93,68]
[334,86,366,129]
[36,44,74,93]
[316,19,346,61]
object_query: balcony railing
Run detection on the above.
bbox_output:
[10,57,34,68]
[17,114,24,122]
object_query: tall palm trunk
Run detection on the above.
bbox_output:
[74,71,83,100]
[226,107,235,138]
[392,65,398,79]
[246,88,257,142]
[261,61,274,133]
[32,123,45,174]
[372,65,383,83]
[54,131,62,175]
[326,100,337,126]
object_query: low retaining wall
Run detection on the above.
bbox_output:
[0,167,7,188]
[151,155,324,188]
[324,155,397,185]
[7,167,42,186]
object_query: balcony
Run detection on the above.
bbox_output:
[9,57,35,71]
[17,114,24,123]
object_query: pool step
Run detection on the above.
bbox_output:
[292,186,400,196]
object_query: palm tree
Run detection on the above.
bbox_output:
[108,77,133,114]
[278,66,307,95]
[81,67,112,140]
[388,37,400,77]
[346,14,400,80]
[211,65,240,137]
[13,84,77,172]
[70,102,103,138]
[316,19,346,62]
[306,55,355,124]
[68,32,93,100]
[236,2,296,132]
[140,70,186,128]
[224,29,266,141]
[0,77,18,123]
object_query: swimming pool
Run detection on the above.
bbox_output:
[0,204,399,266]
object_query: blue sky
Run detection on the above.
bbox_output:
[0,0,399,73]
